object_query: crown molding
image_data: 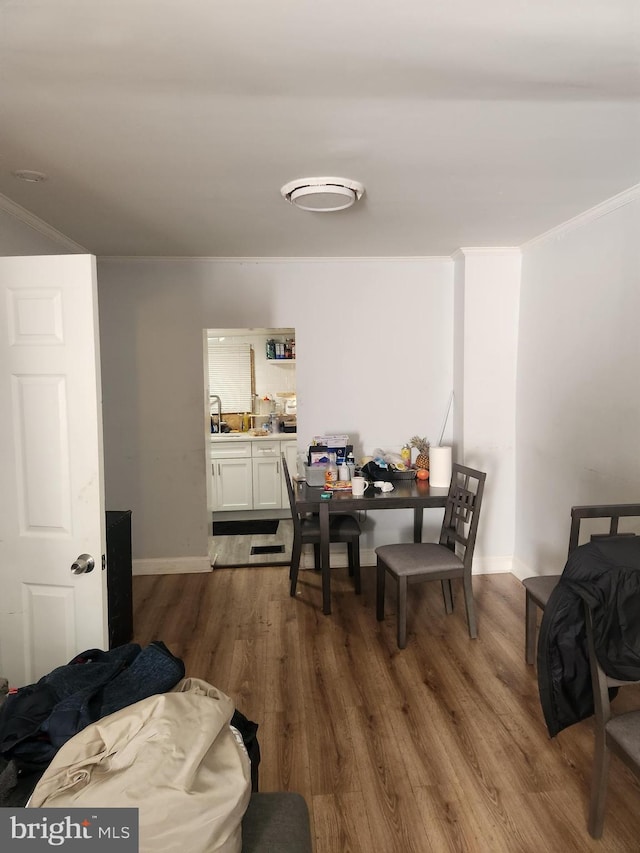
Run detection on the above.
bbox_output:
[0,192,87,253]
[452,247,521,260]
[98,254,454,264]
[523,183,640,250]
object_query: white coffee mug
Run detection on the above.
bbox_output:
[351,476,367,497]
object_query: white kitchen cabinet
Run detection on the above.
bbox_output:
[210,441,253,511]
[210,436,296,512]
[213,458,253,510]
[252,440,282,510]
[252,457,282,510]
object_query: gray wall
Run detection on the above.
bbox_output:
[0,207,75,255]
[97,258,454,562]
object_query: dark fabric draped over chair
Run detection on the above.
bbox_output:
[523,503,640,665]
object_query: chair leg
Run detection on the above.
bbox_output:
[348,540,361,594]
[441,579,454,614]
[289,537,303,596]
[588,732,611,838]
[376,560,386,620]
[313,543,321,571]
[347,547,354,577]
[525,592,537,665]
[461,572,477,639]
[397,576,408,649]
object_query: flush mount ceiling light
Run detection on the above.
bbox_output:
[12,169,48,183]
[280,177,365,212]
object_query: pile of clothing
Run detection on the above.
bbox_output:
[0,642,260,852]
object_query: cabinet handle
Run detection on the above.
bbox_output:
[218,463,221,476]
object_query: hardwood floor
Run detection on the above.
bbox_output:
[132,566,640,852]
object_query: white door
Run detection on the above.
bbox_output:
[0,255,107,687]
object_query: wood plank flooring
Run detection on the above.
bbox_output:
[132,566,640,852]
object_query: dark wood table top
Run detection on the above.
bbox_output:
[293,477,449,513]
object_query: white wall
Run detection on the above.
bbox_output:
[97,258,454,563]
[514,190,640,578]
[453,249,521,571]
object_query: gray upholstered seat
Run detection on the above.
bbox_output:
[585,606,640,838]
[522,574,560,664]
[242,792,312,852]
[606,714,640,766]
[375,463,486,649]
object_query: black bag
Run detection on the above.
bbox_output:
[361,460,394,482]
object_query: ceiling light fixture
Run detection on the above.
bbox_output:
[280,177,365,212]
[12,170,48,183]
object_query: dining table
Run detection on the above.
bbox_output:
[293,477,450,614]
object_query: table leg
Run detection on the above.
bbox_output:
[413,506,424,543]
[319,501,331,615]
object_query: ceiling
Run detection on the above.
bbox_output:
[0,0,638,258]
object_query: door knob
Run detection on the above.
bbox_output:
[70,554,95,575]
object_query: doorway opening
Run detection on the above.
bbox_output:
[204,327,297,567]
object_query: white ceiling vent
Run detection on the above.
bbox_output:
[280,177,365,212]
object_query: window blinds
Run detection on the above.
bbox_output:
[207,342,252,414]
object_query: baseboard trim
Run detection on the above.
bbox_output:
[510,556,535,582]
[133,556,212,576]
[471,555,514,575]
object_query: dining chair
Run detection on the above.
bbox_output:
[584,604,640,838]
[523,503,640,665]
[281,455,362,599]
[375,463,486,649]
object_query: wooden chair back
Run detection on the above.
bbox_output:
[281,454,303,539]
[439,463,487,569]
[568,504,640,557]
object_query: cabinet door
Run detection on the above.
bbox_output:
[252,456,282,511]
[281,442,299,509]
[213,458,253,511]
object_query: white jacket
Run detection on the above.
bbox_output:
[29,678,251,853]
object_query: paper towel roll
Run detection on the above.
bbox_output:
[429,445,452,487]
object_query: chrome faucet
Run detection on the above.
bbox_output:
[210,394,222,431]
